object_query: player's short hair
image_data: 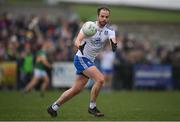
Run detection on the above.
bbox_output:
[97,6,110,16]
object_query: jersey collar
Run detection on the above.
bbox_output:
[95,21,107,29]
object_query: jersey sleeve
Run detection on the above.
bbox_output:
[108,30,116,39]
[79,28,84,35]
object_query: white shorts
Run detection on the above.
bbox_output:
[34,69,47,78]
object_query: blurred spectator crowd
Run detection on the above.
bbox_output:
[0,12,79,62]
[0,11,180,90]
[116,33,180,66]
[0,12,179,66]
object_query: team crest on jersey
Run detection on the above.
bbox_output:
[104,31,108,35]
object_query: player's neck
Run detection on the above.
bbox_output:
[97,21,106,28]
[98,24,105,28]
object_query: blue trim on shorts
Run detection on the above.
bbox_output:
[74,55,94,75]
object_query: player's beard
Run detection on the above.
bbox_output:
[99,21,107,27]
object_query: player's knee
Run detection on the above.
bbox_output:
[72,87,82,95]
[97,76,105,85]
[76,87,82,94]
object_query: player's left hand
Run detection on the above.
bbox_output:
[110,39,117,52]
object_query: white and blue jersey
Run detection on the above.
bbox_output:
[74,21,116,75]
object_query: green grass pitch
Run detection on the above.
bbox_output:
[5,0,180,23]
[74,4,180,23]
[0,90,180,121]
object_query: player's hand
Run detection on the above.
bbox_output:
[79,42,86,55]
[110,39,117,52]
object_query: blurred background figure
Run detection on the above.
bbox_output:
[23,39,52,96]
[100,43,115,91]
[17,42,34,90]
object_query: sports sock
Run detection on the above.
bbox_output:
[51,102,60,111]
[89,101,96,109]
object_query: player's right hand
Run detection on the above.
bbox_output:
[79,42,86,55]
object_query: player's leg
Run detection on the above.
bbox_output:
[82,66,105,117]
[102,68,113,91]
[24,69,42,92]
[24,76,40,92]
[40,74,49,97]
[103,71,113,91]
[56,75,88,105]
[83,66,104,102]
[103,74,108,89]
[41,73,49,91]
[47,75,88,117]
[107,73,113,90]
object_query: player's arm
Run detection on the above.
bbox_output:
[108,27,118,52]
[110,37,117,52]
[36,55,51,68]
[74,31,86,55]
